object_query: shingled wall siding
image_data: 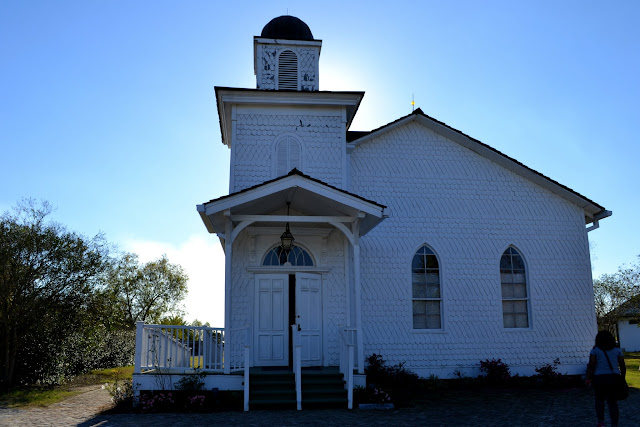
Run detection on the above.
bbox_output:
[232,112,345,191]
[350,121,597,377]
[229,230,347,367]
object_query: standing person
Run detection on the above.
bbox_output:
[586,330,626,427]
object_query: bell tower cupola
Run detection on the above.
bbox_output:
[254,16,322,91]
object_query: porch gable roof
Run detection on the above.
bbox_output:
[197,169,387,237]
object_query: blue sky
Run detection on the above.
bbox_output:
[2,1,639,326]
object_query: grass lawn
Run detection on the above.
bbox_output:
[625,352,640,389]
[0,366,134,408]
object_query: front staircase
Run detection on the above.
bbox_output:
[249,367,348,410]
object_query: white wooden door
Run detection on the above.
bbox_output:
[295,273,323,366]
[254,274,289,366]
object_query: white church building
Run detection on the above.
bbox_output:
[133,15,611,409]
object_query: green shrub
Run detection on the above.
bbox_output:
[365,353,420,406]
[479,359,511,385]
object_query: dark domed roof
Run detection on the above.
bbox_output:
[261,15,314,41]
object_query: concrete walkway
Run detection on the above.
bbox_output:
[2,385,640,426]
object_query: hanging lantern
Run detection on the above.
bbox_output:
[280,201,294,252]
[280,222,294,252]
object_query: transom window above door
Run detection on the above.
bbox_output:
[263,245,314,266]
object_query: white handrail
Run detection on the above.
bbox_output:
[242,326,250,411]
[291,325,302,411]
[339,326,357,409]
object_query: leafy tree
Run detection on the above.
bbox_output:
[104,253,188,328]
[593,255,640,333]
[0,200,107,387]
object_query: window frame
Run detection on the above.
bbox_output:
[500,245,531,329]
[262,244,315,267]
[411,244,444,331]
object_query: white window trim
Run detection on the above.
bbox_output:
[500,245,532,330]
[410,243,444,331]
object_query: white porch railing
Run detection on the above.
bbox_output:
[134,322,225,373]
[339,326,357,409]
[133,322,251,373]
[291,325,302,411]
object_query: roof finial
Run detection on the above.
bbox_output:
[411,93,415,112]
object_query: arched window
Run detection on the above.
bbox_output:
[262,245,314,267]
[411,245,442,329]
[500,246,529,328]
[275,135,301,177]
[278,50,298,90]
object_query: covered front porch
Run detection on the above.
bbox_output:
[133,170,386,410]
[132,321,363,410]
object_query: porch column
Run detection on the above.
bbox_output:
[223,212,233,374]
[353,218,364,374]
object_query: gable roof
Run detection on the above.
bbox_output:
[347,108,610,223]
[201,168,386,210]
[197,169,387,237]
[611,297,640,319]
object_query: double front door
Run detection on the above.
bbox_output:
[254,273,322,366]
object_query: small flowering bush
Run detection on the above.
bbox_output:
[140,392,175,412]
[368,386,392,404]
[102,369,133,405]
[186,394,206,409]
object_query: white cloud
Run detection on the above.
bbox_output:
[123,235,225,327]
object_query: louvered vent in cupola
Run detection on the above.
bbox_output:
[278,50,298,90]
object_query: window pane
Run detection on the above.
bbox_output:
[412,254,425,271]
[426,314,441,329]
[515,313,529,328]
[412,273,427,285]
[413,313,427,329]
[501,283,514,298]
[425,272,439,285]
[425,301,441,329]
[412,283,426,298]
[500,273,513,284]
[426,285,441,298]
[502,300,514,314]
[511,253,525,270]
[513,283,527,298]
[413,300,426,315]
[426,300,440,315]
[512,272,526,284]
[503,313,515,328]
[426,254,439,269]
[512,300,528,314]
[413,301,426,329]
[500,254,511,270]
